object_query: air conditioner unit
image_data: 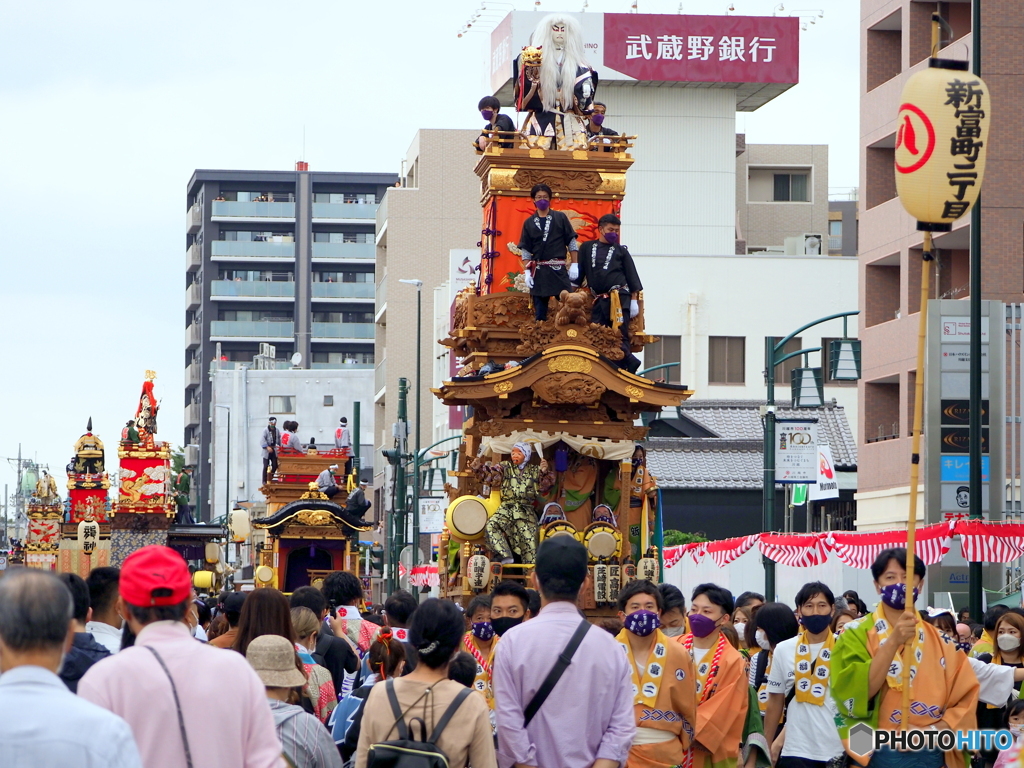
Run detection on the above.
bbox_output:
[803,233,824,256]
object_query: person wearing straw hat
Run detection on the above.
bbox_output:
[247,634,342,768]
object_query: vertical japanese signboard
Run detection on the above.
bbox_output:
[775,420,819,484]
[925,299,1004,523]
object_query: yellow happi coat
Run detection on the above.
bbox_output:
[616,628,698,768]
[462,633,498,709]
[831,613,979,768]
[676,632,748,768]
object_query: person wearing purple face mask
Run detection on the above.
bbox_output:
[614,580,696,768]
[461,594,498,710]
[518,183,579,321]
[476,95,516,152]
[676,583,748,768]
[831,547,978,768]
[586,102,620,153]
[579,213,643,373]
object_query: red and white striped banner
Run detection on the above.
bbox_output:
[956,520,1024,563]
[408,564,440,587]
[707,534,760,567]
[825,522,954,568]
[757,532,828,567]
[663,545,686,569]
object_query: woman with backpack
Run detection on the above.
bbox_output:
[355,598,496,768]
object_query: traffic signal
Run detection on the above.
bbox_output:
[369,545,385,575]
[382,448,403,466]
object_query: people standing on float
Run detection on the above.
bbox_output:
[518,184,579,322]
[260,416,280,484]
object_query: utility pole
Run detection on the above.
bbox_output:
[398,278,424,593]
[968,0,984,620]
[388,378,410,593]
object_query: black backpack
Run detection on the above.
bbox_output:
[366,680,473,768]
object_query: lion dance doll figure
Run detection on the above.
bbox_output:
[513,14,598,150]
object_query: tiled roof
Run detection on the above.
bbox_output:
[646,399,857,490]
[675,399,857,468]
[647,440,764,490]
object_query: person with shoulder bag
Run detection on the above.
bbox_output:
[355,599,496,768]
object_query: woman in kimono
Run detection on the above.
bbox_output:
[831,548,979,768]
[513,14,597,150]
[615,580,697,768]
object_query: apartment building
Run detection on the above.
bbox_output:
[185,166,396,519]
[857,0,1023,528]
[373,130,480,507]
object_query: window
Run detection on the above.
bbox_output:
[773,173,808,202]
[642,335,681,384]
[829,220,843,237]
[313,311,373,324]
[312,351,375,365]
[774,336,803,385]
[220,230,294,242]
[708,336,745,384]
[219,309,292,322]
[269,396,295,414]
[323,395,334,407]
[313,232,372,244]
[314,271,372,283]
[220,269,293,282]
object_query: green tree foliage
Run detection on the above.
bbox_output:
[171,446,185,474]
[663,529,708,546]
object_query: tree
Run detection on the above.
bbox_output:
[171,445,185,474]
[663,529,707,546]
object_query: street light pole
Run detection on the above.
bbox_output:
[761,311,860,600]
[399,278,424,593]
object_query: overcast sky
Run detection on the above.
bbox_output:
[0,0,857,498]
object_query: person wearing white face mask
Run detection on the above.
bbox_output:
[746,603,799,724]
[657,583,689,638]
[975,612,1024,765]
[993,700,1024,768]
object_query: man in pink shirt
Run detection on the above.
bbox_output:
[79,546,284,768]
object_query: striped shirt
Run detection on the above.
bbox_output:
[268,699,342,768]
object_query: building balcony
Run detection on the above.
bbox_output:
[209,320,294,340]
[186,202,202,234]
[186,282,202,310]
[185,361,202,387]
[211,280,294,299]
[211,200,295,220]
[187,241,202,271]
[312,322,374,340]
[312,242,374,261]
[186,323,202,349]
[185,403,202,428]
[211,240,295,260]
[312,282,374,300]
[375,359,386,398]
[312,202,377,221]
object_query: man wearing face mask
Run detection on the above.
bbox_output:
[676,583,748,768]
[490,580,532,637]
[614,580,696,768]
[579,213,643,373]
[517,183,580,321]
[831,548,979,768]
[586,102,619,152]
[763,582,844,768]
[476,96,516,151]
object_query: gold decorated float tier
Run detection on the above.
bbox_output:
[118,444,172,460]
[474,146,635,201]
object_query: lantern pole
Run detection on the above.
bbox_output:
[967,0,984,625]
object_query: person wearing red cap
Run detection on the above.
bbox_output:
[78,546,285,768]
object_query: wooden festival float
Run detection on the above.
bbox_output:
[252,446,372,593]
[434,133,694,615]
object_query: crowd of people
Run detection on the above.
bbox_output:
[4,540,1024,768]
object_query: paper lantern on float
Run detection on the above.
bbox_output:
[193,570,215,591]
[205,542,221,564]
[608,564,621,602]
[466,554,491,590]
[638,556,659,583]
[593,562,609,604]
[230,509,250,543]
[895,58,990,230]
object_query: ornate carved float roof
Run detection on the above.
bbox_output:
[253,488,372,535]
[435,344,692,413]
[474,147,635,203]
